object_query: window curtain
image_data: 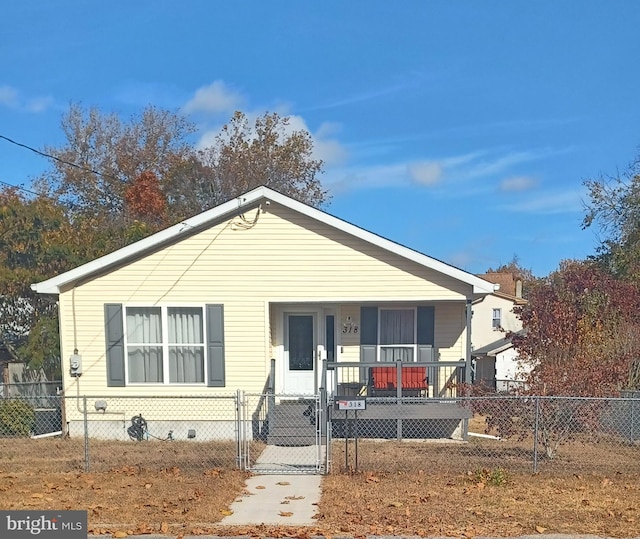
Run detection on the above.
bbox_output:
[380,310,414,344]
[126,307,163,383]
[380,347,414,362]
[168,307,204,383]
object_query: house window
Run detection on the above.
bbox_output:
[379,308,415,362]
[492,308,502,330]
[126,306,205,384]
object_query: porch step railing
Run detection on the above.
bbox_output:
[251,359,276,441]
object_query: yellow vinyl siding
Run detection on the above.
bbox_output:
[435,303,467,362]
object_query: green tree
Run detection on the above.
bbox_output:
[583,152,640,281]
[0,188,73,378]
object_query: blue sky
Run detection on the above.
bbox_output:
[1,1,639,277]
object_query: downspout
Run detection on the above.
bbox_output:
[465,298,472,384]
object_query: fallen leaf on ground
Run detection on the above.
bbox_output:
[279,511,293,517]
[535,526,547,533]
[255,485,266,489]
[276,481,290,485]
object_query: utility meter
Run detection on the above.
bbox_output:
[70,354,83,376]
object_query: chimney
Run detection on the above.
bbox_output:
[515,279,523,298]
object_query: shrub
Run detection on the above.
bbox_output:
[472,467,507,486]
[0,399,36,436]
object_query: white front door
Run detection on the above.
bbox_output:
[284,313,317,394]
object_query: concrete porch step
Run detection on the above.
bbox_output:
[267,434,318,446]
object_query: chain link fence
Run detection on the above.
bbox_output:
[0,394,241,472]
[1,391,640,476]
[328,395,640,475]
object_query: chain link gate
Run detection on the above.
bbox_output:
[238,391,327,474]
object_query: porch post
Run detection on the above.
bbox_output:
[465,299,472,384]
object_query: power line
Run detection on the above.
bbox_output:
[0,178,42,198]
[0,133,114,180]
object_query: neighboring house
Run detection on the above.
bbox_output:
[1,339,20,397]
[32,186,496,440]
[472,272,529,391]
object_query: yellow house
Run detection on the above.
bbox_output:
[32,186,495,441]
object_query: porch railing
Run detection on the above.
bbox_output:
[325,360,466,398]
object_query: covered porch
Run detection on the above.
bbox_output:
[261,300,474,444]
[268,299,474,397]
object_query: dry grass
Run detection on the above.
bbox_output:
[0,467,249,536]
[0,437,246,473]
[2,436,640,537]
[318,468,640,538]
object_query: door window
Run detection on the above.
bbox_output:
[288,315,314,370]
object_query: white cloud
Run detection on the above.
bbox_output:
[500,176,538,192]
[500,190,583,214]
[25,96,54,113]
[0,85,52,113]
[463,150,541,179]
[195,126,223,150]
[314,137,348,167]
[286,115,347,167]
[183,80,243,115]
[324,163,408,193]
[407,161,442,186]
[0,85,18,107]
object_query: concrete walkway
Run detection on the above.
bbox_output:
[219,443,323,526]
[219,472,322,526]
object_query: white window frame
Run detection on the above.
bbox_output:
[492,308,502,330]
[124,304,207,386]
[377,307,417,362]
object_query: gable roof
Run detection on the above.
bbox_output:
[31,186,498,295]
[474,272,527,306]
[472,329,525,357]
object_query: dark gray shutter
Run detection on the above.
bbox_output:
[105,304,125,387]
[206,304,225,387]
[417,306,435,361]
[360,306,378,362]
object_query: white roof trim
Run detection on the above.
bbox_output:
[31,186,496,295]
